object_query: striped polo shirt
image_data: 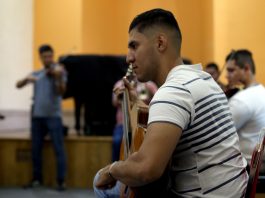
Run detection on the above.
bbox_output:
[148,64,248,197]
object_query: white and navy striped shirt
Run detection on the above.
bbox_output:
[148,64,248,197]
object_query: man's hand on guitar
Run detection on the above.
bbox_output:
[113,77,138,105]
[95,164,117,190]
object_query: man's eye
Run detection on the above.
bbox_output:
[131,44,137,49]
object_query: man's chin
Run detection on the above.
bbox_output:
[137,76,149,83]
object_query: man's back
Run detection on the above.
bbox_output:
[148,64,248,197]
[229,84,265,162]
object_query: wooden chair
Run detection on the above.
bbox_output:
[246,128,265,198]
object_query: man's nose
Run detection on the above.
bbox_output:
[225,72,229,79]
[126,52,135,64]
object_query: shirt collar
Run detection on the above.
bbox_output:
[166,63,202,82]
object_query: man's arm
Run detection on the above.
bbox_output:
[16,75,37,89]
[96,122,182,188]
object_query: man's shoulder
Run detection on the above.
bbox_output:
[232,84,265,100]
[254,84,265,93]
[229,89,250,107]
[151,81,193,114]
[32,69,44,75]
[229,85,265,110]
[155,81,190,96]
[167,69,197,85]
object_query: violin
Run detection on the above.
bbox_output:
[119,65,170,198]
[46,64,64,78]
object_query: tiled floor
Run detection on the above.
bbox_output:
[0,188,95,198]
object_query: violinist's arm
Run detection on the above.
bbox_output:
[16,74,37,89]
[16,78,28,88]
[96,122,182,188]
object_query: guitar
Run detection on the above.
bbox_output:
[119,65,171,198]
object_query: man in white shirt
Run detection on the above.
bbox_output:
[94,9,248,197]
[226,49,265,167]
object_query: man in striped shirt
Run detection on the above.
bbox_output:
[94,8,248,197]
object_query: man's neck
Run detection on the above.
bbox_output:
[155,57,183,87]
[44,62,55,69]
[244,74,257,88]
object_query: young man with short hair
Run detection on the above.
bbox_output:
[94,9,248,197]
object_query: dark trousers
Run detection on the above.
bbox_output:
[31,117,66,183]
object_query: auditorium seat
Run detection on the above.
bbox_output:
[246,128,265,198]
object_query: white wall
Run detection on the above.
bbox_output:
[0,0,33,110]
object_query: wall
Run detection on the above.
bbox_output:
[34,0,83,65]
[0,0,33,110]
[81,0,213,64]
[34,0,83,109]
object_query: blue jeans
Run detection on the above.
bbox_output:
[112,125,123,162]
[93,171,121,198]
[31,117,66,183]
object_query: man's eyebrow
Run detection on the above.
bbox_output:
[128,40,136,48]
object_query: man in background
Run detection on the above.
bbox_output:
[16,44,67,191]
[226,49,265,169]
[205,62,226,90]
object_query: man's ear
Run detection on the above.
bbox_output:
[244,63,251,73]
[156,34,167,52]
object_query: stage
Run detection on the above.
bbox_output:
[0,130,112,188]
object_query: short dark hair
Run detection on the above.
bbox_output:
[129,8,182,52]
[39,44,53,54]
[206,62,219,72]
[226,49,255,74]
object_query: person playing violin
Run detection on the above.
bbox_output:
[16,44,67,191]
[94,9,248,197]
